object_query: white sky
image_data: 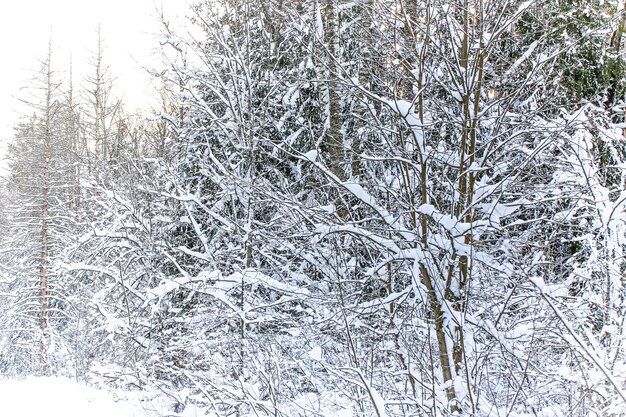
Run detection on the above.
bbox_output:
[0,0,192,139]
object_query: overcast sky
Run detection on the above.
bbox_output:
[0,0,191,140]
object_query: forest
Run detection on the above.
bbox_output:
[0,0,625,416]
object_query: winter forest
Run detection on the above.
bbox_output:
[3,0,626,416]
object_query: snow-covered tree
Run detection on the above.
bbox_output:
[0,42,81,377]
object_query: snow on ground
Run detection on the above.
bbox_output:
[0,377,156,417]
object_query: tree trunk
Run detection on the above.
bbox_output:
[39,41,54,376]
[322,0,346,181]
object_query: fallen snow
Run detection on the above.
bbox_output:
[308,346,323,361]
[0,377,154,417]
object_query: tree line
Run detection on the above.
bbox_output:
[0,1,625,416]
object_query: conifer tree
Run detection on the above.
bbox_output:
[0,41,80,376]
